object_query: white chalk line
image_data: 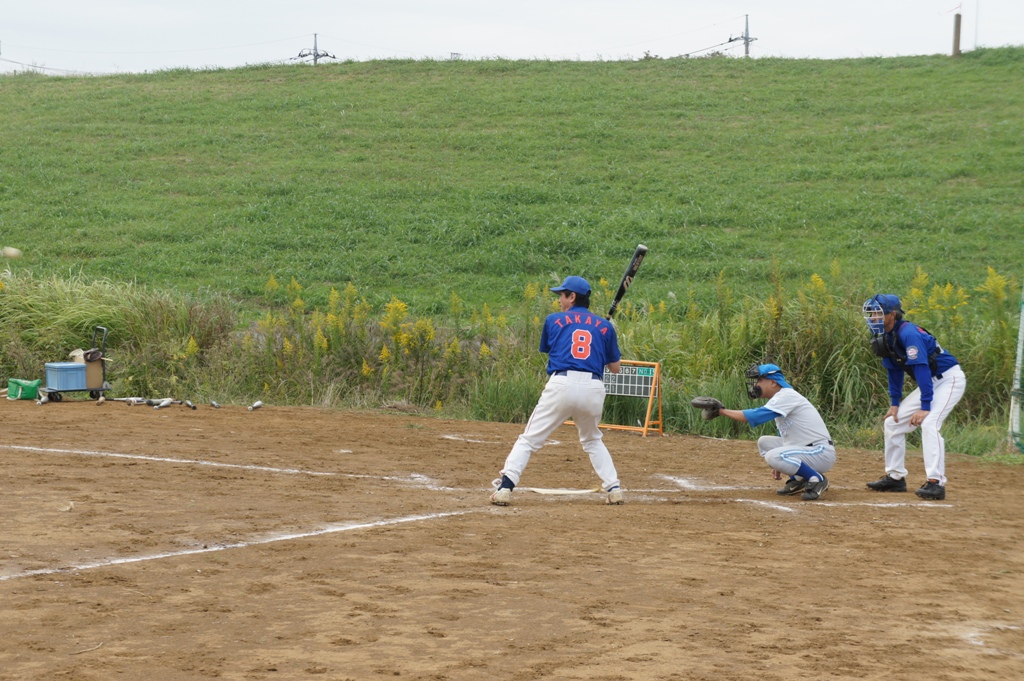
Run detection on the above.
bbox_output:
[0,510,472,583]
[0,444,440,487]
[734,498,800,513]
[442,434,561,446]
[958,622,1024,659]
[1,444,338,477]
[657,474,754,491]
[817,501,954,508]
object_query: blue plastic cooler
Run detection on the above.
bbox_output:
[45,362,87,391]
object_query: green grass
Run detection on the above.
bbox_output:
[1,49,1023,312]
[1,51,1022,456]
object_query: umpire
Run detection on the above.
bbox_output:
[861,294,967,500]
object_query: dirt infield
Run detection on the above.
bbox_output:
[2,399,1023,680]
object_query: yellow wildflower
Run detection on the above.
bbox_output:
[185,336,200,358]
[265,274,280,295]
[286,276,303,299]
[361,359,375,377]
[479,342,492,360]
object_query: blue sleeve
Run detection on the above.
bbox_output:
[539,318,551,354]
[742,407,780,428]
[913,363,934,410]
[886,366,904,406]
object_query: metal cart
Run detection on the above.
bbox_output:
[41,326,112,402]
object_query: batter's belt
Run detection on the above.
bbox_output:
[553,370,603,381]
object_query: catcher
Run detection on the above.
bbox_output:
[691,363,836,501]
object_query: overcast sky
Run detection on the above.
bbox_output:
[1,1,1021,75]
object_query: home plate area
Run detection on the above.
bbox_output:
[1,401,1021,680]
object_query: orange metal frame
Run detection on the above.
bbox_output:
[567,360,663,437]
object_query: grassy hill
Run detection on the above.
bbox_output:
[1,49,1022,312]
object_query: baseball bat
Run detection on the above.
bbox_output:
[607,244,648,318]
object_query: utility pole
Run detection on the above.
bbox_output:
[743,15,757,57]
[296,33,335,65]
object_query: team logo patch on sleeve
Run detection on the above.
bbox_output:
[907,346,919,360]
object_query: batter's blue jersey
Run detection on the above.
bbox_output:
[540,306,621,376]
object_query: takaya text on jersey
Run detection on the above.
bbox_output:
[540,307,621,376]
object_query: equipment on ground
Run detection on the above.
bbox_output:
[38,327,111,403]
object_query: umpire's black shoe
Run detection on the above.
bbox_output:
[866,475,907,492]
[915,480,946,500]
[776,477,807,496]
[801,475,829,501]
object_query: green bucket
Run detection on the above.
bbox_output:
[8,378,42,400]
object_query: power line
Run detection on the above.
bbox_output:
[0,56,98,75]
[0,34,312,56]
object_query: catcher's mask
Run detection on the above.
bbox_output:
[745,363,792,399]
[744,364,763,399]
[862,294,903,335]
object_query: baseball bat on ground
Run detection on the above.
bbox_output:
[607,244,648,319]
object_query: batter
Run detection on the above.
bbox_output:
[490,276,624,506]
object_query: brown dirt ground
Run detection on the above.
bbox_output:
[1,397,1023,680]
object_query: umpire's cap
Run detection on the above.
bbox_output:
[550,276,591,296]
[870,294,904,314]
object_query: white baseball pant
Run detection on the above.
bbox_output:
[883,364,966,486]
[500,371,620,491]
[757,436,836,477]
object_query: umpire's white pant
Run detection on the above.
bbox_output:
[500,371,620,491]
[883,364,966,486]
[757,436,836,478]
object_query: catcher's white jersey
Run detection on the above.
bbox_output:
[763,388,832,446]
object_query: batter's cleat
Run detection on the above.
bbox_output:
[915,480,946,500]
[606,487,624,505]
[866,475,907,492]
[801,475,829,501]
[776,477,807,496]
[490,488,512,506]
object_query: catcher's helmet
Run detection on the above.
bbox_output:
[745,363,791,399]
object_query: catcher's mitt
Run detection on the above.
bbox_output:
[690,396,725,420]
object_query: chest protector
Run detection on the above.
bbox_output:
[870,321,943,379]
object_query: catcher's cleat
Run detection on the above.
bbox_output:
[866,475,907,492]
[490,488,512,506]
[775,477,807,496]
[606,487,624,505]
[801,475,829,501]
[915,480,946,501]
